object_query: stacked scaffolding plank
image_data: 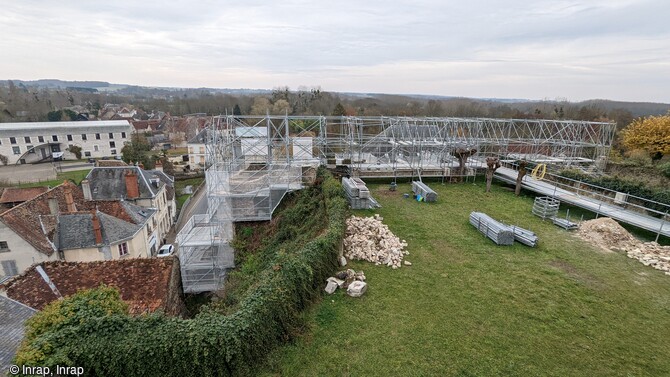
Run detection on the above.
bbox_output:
[552,217,579,230]
[469,212,515,245]
[342,177,380,209]
[509,225,539,247]
[411,181,438,202]
[470,212,539,247]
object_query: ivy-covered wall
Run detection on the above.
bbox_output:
[15,169,348,376]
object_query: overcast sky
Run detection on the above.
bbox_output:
[1,0,669,102]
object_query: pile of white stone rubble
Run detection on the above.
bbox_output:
[343,214,410,269]
[324,269,368,297]
[625,242,670,275]
[578,217,670,275]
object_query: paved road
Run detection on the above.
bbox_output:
[0,164,56,184]
[495,167,670,238]
[177,184,208,233]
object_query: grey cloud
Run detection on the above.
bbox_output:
[0,0,668,101]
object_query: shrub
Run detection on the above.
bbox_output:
[625,149,652,167]
[67,145,82,160]
[658,162,670,179]
[559,168,670,212]
[15,286,128,366]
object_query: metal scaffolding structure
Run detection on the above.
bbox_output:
[177,115,615,293]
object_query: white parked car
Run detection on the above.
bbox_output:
[157,244,174,257]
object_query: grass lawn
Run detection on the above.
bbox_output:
[16,169,91,188]
[261,181,670,376]
[165,147,188,156]
[174,177,204,211]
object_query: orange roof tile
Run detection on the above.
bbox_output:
[0,187,49,204]
[3,258,176,315]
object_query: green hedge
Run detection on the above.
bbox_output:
[658,162,670,179]
[16,169,348,376]
[559,169,670,212]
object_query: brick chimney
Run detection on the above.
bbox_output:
[154,159,163,172]
[138,162,145,170]
[91,210,103,244]
[125,169,140,199]
[81,179,92,200]
[63,183,76,213]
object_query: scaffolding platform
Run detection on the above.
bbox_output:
[176,115,616,293]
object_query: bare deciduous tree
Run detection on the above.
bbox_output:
[485,157,501,192]
[515,160,527,196]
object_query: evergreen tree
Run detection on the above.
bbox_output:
[332,102,346,116]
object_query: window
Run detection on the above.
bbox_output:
[27,145,35,153]
[24,136,31,143]
[84,151,91,157]
[1,260,18,276]
[12,146,20,155]
[199,146,205,154]
[51,145,60,152]
[52,135,58,141]
[109,132,114,139]
[94,145,99,152]
[118,242,129,256]
[95,133,101,140]
[67,134,73,141]
[109,141,116,148]
[111,149,117,155]
[38,136,45,143]
[121,132,126,138]
[10,137,16,144]
[81,134,87,141]
[0,241,9,252]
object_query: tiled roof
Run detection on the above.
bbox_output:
[85,166,166,200]
[0,182,151,255]
[2,258,176,315]
[55,209,152,250]
[188,128,214,144]
[0,120,131,131]
[0,187,49,204]
[152,170,175,200]
[131,119,161,130]
[0,296,36,372]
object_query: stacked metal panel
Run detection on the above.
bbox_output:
[552,217,579,230]
[532,197,560,219]
[351,178,370,199]
[342,177,381,209]
[342,176,360,198]
[509,225,539,247]
[412,181,438,202]
[469,212,515,245]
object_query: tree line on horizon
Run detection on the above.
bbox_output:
[2,81,668,127]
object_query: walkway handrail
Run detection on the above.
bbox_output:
[502,161,670,218]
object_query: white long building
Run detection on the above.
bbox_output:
[0,120,134,164]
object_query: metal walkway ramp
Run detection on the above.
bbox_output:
[494,166,670,239]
